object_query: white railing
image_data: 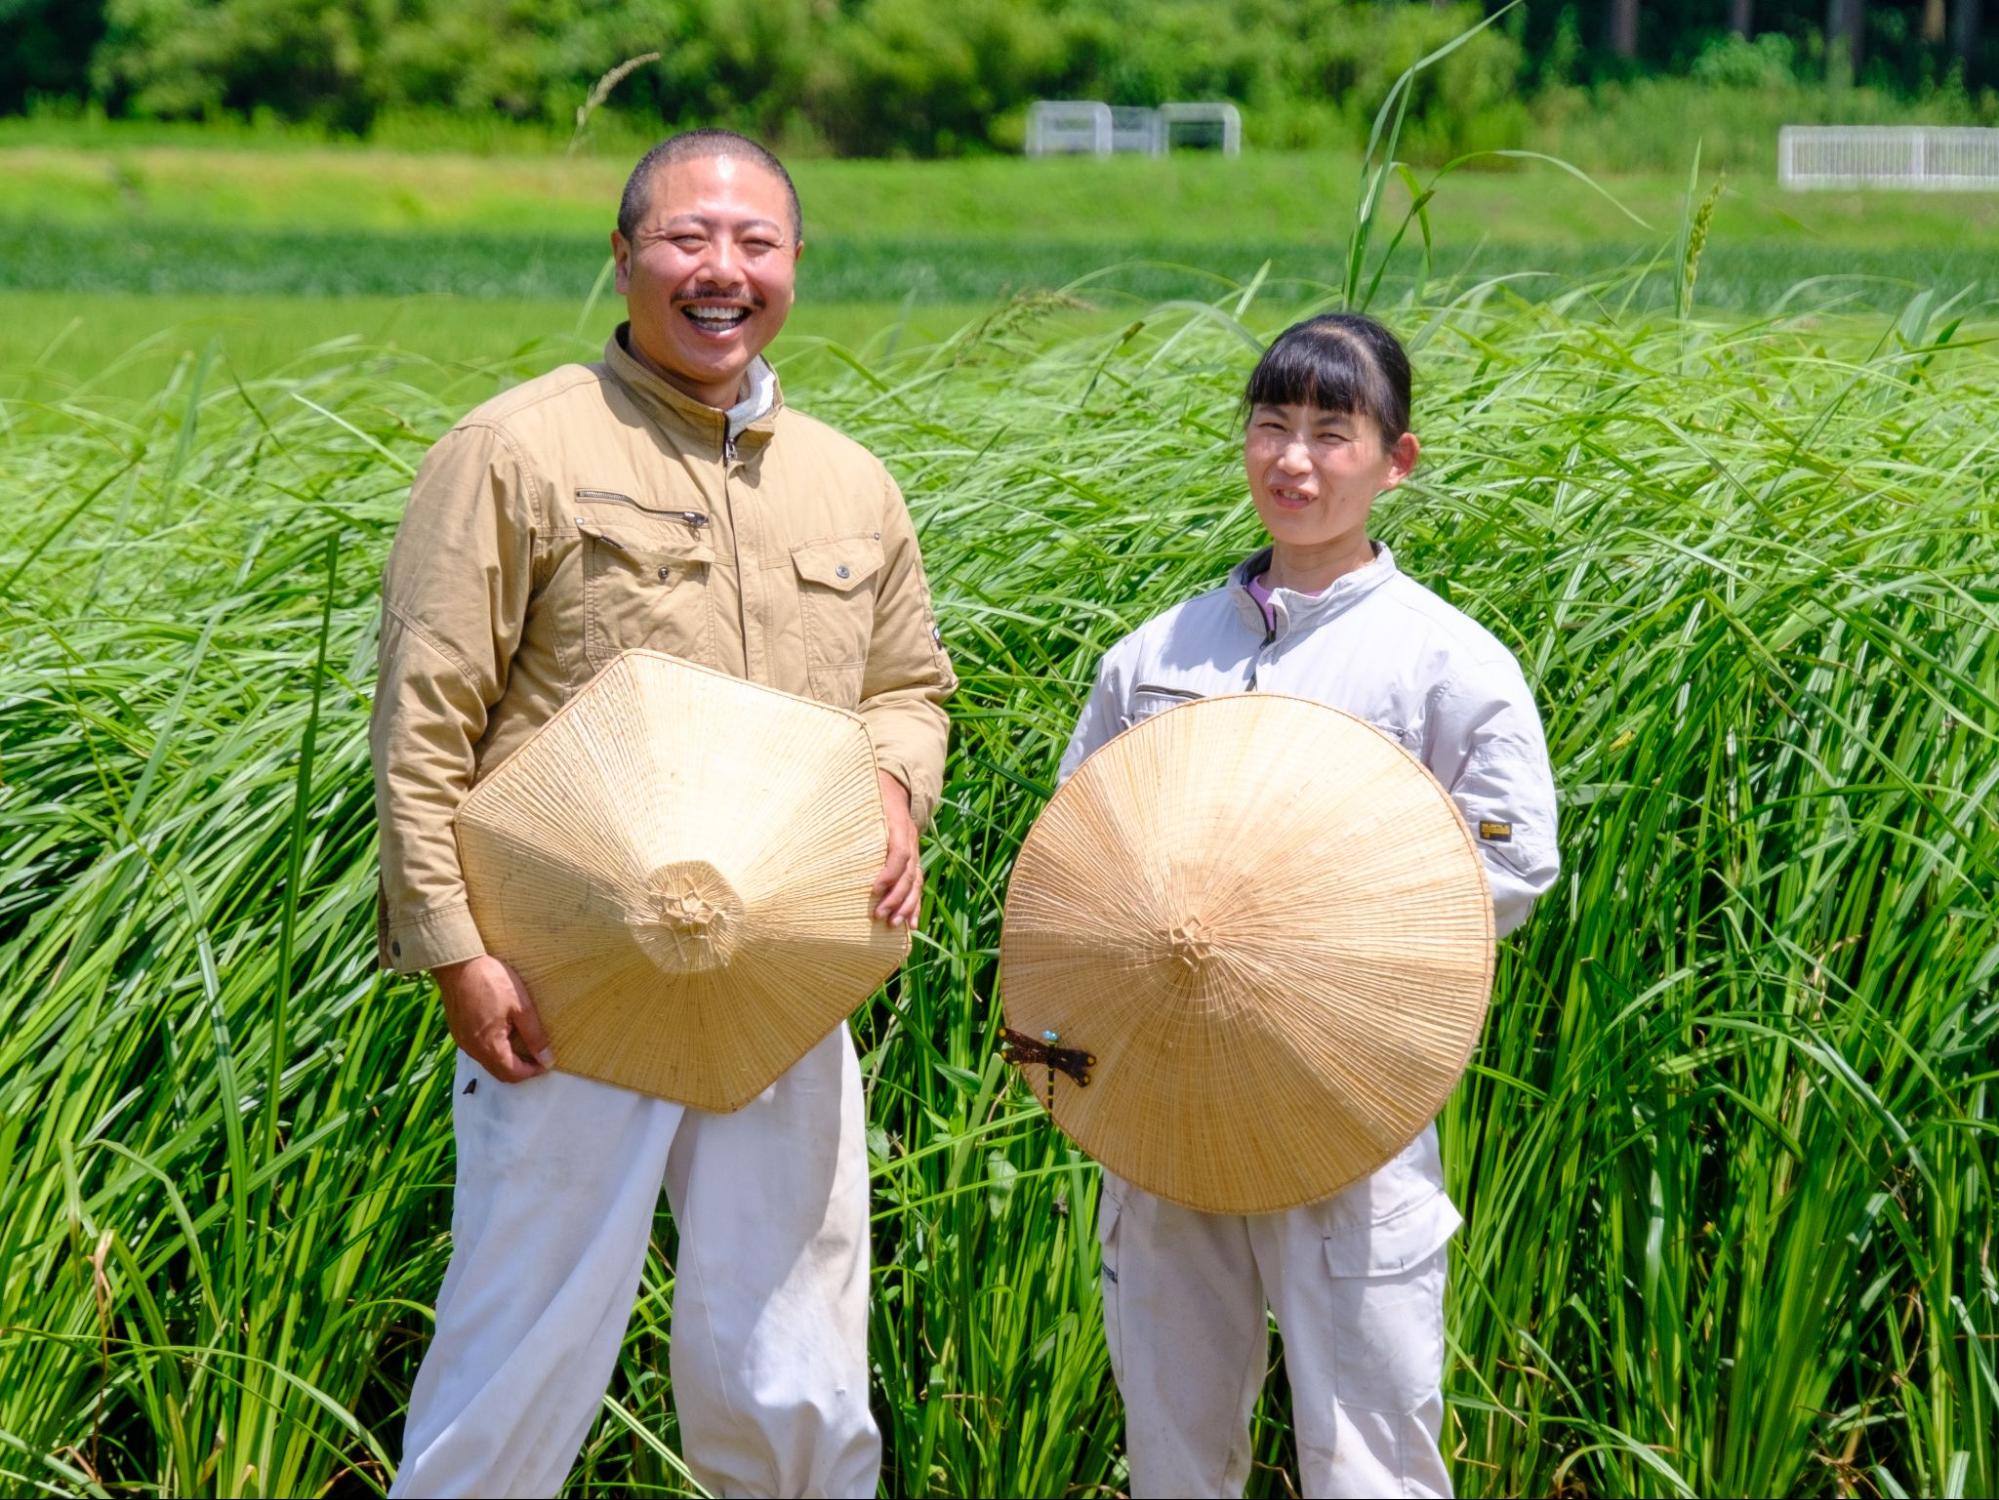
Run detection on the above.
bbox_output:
[1026,101,1113,157]
[1779,125,1999,190]
[1026,100,1243,158]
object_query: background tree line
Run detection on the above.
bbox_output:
[1,0,1994,158]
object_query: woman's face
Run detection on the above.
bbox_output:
[1243,403,1419,551]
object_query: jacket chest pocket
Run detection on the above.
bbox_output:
[791,535,884,701]
[1126,682,1206,727]
[577,511,715,673]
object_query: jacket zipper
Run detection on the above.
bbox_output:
[576,489,710,529]
[1246,623,1277,690]
[719,432,752,673]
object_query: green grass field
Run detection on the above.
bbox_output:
[2,116,1996,1499]
[8,136,1999,318]
[0,291,1041,410]
[14,136,1999,244]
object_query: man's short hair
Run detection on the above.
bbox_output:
[618,129,803,244]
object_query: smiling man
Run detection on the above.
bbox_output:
[371,130,955,1498]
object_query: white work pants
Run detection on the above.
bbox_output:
[1099,1131,1459,1499]
[388,1026,879,1499]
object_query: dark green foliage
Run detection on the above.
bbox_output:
[16,0,1999,159]
[16,0,1531,156]
[0,0,109,112]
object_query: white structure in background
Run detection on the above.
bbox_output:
[1111,106,1161,155]
[1027,100,1242,157]
[1780,125,1999,190]
[1028,101,1113,156]
[1158,102,1242,156]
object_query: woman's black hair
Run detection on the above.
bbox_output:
[1243,313,1412,440]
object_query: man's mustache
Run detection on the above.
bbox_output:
[677,284,766,308]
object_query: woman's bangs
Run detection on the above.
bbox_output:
[1245,336,1375,422]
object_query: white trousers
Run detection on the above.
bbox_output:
[388,1026,880,1500]
[1099,1133,1459,1499]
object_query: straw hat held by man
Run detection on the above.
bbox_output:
[369,131,954,1498]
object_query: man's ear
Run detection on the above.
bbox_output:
[793,237,806,266]
[611,230,631,294]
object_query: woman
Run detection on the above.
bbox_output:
[1059,313,1560,1497]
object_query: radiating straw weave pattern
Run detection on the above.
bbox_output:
[1001,695,1494,1214]
[455,650,907,1111]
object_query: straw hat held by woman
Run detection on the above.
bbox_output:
[1057,314,1560,1498]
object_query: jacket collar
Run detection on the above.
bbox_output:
[1228,541,1400,640]
[604,323,786,449]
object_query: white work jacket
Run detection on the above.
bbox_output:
[1058,541,1560,1260]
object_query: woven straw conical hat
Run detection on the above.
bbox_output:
[454,650,907,1111]
[1000,694,1493,1214]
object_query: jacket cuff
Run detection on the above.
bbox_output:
[874,755,936,831]
[381,901,487,975]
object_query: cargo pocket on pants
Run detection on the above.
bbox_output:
[1321,1193,1457,1415]
[1305,1236,1454,1498]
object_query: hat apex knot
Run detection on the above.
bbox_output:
[660,890,721,931]
[642,859,743,972]
[1166,917,1216,971]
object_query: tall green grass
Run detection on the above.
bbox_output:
[2,263,1994,1496]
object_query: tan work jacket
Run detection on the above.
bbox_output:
[370,328,956,975]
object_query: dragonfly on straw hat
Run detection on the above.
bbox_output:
[1000,1027,1095,1110]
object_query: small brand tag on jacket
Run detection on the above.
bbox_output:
[1478,820,1513,842]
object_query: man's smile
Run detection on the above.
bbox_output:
[680,300,756,337]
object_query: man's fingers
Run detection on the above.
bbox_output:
[499,964,555,1072]
[478,1032,541,1083]
[505,984,555,1072]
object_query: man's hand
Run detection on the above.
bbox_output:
[434,954,554,1083]
[872,769,922,929]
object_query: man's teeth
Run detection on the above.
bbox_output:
[685,306,750,328]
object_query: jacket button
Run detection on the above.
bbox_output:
[391,940,401,957]
[657,565,672,582]
[836,564,851,580]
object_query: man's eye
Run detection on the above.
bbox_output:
[670,236,706,250]
[742,239,779,253]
